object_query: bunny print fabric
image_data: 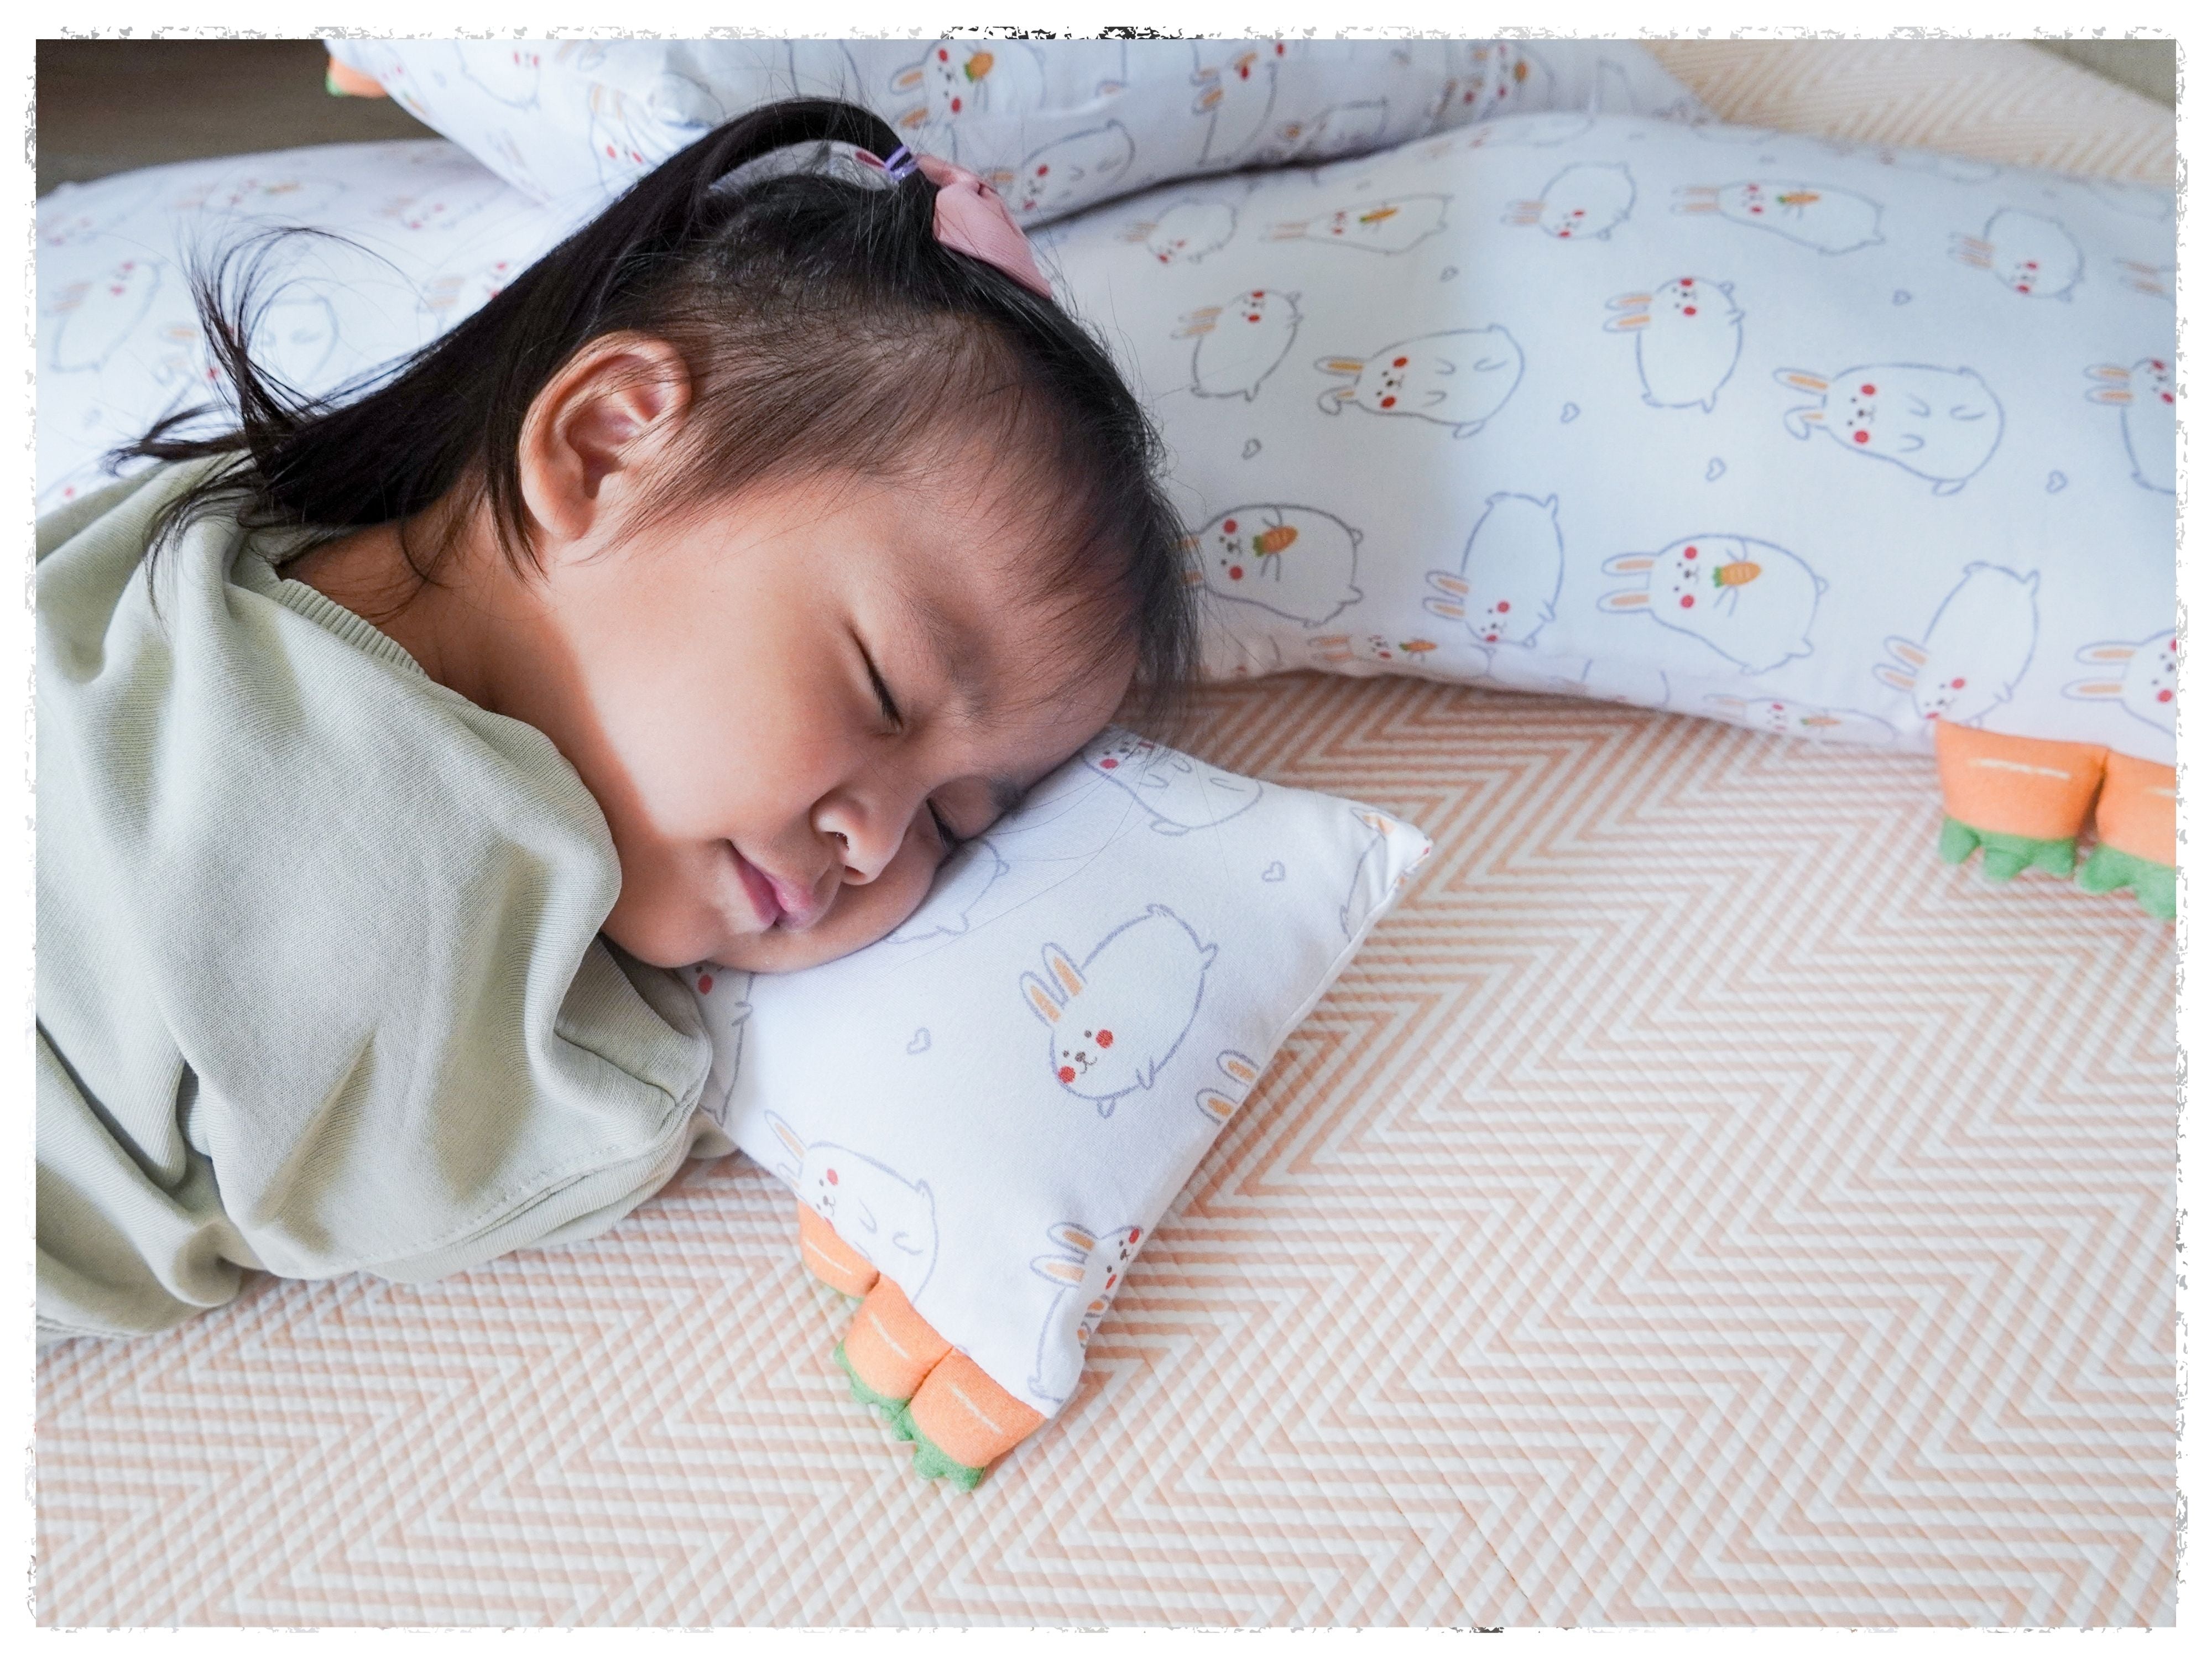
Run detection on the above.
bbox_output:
[688,730,1430,1418]
[1034,113,2178,769]
[34,141,599,517]
[322,38,1707,228]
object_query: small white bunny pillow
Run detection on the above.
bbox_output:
[685,729,1430,1420]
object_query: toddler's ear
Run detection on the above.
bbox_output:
[518,332,694,546]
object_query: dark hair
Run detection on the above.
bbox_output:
[124,96,1197,714]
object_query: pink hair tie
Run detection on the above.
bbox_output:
[858,143,1055,301]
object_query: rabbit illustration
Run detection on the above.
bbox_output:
[1313,325,1524,437]
[2112,260,2176,302]
[1604,277,1745,413]
[1773,363,2004,495]
[1674,181,1884,254]
[181,174,346,222]
[585,84,662,190]
[641,69,724,132]
[766,1112,939,1296]
[1020,906,1217,1117]
[1338,808,1405,937]
[419,257,521,328]
[1083,731,1262,834]
[1194,1051,1262,1124]
[1266,194,1452,256]
[2084,359,2177,494]
[1703,694,1896,745]
[1190,40,1285,164]
[45,257,163,373]
[1423,493,1564,648]
[1950,209,2084,299]
[1253,99,1391,165]
[1209,632,1290,680]
[1176,288,1303,403]
[2065,634,2177,735]
[458,41,544,107]
[1477,41,1554,114]
[383,168,510,234]
[1421,71,1485,131]
[991,122,1136,220]
[1306,632,1446,671]
[1122,199,1239,264]
[1186,504,1363,627]
[245,291,342,387]
[1871,563,2040,727]
[888,40,1048,160]
[1504,163,1635,239]
[682,961,754,1128]
[885,838,1009,942]
[1600,535,1824,674]
[38,171,161,248]
[1029,1221,1144,1404]
[550,41,608,73]
[1436,111,1595,153]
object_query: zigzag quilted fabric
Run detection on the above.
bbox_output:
[35,39,2176,1627]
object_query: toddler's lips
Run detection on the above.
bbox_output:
[726,843,825,931]
[730,845,832,938]
[726,843,781,928]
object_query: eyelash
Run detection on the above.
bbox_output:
[862,646,902,731]
[927,800,961,852]
[859,640,957,853]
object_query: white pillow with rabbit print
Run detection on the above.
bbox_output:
[1031,111,2178,773]
[685,728,1430,1427]
[321,36,1708,228]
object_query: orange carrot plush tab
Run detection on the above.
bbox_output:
[799,1200,1046,1489]
[1932,721,2173,919]
[324,55,388,98]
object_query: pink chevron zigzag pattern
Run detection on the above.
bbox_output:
[36,41,2175,1628]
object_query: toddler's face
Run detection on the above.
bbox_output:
[515,467,1134,972]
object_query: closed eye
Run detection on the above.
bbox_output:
[859,639,902,730]
[927,800,961,855]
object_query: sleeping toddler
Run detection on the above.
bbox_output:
[35,98,1196,1343]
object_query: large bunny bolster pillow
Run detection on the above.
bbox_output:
[684,730,1430,1488]
[1032,111,2174,917]
[321,38,1708,227]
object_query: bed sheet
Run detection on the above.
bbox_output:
[35,39,2176,1626]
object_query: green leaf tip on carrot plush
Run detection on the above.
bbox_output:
[1937,817,2078,882]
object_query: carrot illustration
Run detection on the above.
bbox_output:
[1715,560,1762,586]
[1357,205,1401,225]
[1401,638,1439,655]
[1777,190,1822,206]
[964,51,994,81]
[1253,524,1299,556]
